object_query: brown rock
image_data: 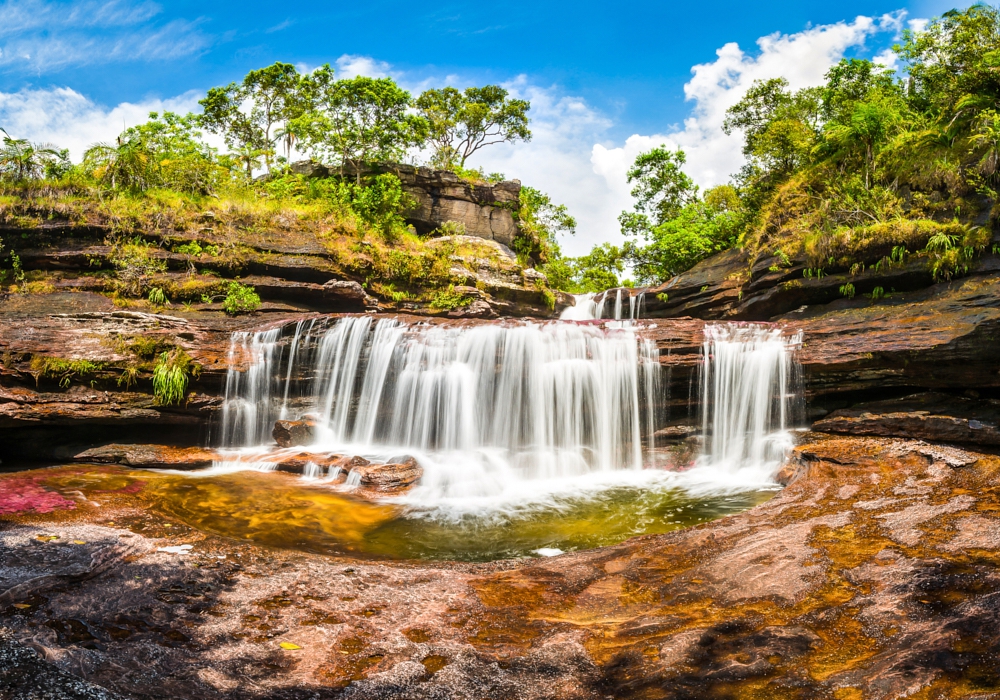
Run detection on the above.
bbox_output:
[348,457,422,490]
[73,444,220,469]
[272,419,316,448]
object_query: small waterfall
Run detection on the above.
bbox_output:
[698,323,802,476]
[218,317,663,500]
[560,290,645,321]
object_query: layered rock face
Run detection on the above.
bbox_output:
[298,161,521,245]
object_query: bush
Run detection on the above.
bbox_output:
[222,281,261,315]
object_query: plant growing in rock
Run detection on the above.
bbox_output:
[147,287,168,307]
[109,238,166,297]
[221,281,261,315]
[30,357,107,389]
[429,285,471,310]
[152,349,199,405]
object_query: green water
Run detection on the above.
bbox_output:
[28,466,776,562]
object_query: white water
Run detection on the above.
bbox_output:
[215,316,801,514]
[697,323,802,481]
[218,317,662,509]
[560,290,645,321]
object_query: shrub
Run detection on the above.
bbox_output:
[222,281,260,315]
[839,282,856,299]
[109,238,166,296]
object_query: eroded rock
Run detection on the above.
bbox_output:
[348,457,422,490]
[271,420,316,448]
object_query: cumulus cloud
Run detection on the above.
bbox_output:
[0,86,203,159]
[0,0,209,71]
[335,54,392,80]
[591,12,906,231]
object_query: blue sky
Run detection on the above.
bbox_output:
[0,0,964,253]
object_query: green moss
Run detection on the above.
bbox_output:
[30,357,107,388]
[429,285,471,310]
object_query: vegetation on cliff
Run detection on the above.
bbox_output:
[611,5,1000,290]
[0,63,572,310]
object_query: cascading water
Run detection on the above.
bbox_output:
[697,323,803,480]
[560,290,645,321]
[218,317,662,505]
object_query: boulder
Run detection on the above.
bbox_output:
[448,300,497,319]
[272,419,316,448]
[348,457,423,491]
[290,159,330,178]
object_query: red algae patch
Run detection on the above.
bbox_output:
[0,474,76,515]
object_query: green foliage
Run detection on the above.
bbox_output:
[623,147,698,228]
[429,284,472,310]
[870,286,886,301]
[31,357,107,389]
[199,62,307,175]
[623,183,743,284]
[147,286,168,306]
[108,238,167,296]
[222,281,261,315]
[546,243,627,293]
[416,85,531,168]
[515,186,576,266]
[839,282,856,299]
[349,173,410,237]
[295,68,426,176]
[0,129,68,181]
[152,349,198,405]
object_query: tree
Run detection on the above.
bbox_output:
[516,186,577,265]
[83,134,157,191]
[295,67,426,179]
[622,147,698,231]
[0,130,67,181]
[895,5,1000,128]
[126,112,222,193]
[199,62,306,175]
[416,85,530,168]
[625,186,743,284]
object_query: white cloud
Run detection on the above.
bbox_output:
[0,11,910,257]
[908,18,929,33]
[335,54,391,80]
[0,86,203,159]
[0,0,208,71]
[588,13,905,254]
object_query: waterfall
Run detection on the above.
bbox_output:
[218,317,662,500]
[560,290,645,321]
[698,323,802,476]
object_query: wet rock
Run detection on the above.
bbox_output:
[448,299,496,319]
[272,420,316,448]
[72,444,220,469]
[348,457,423,490]
[0,629,126,699]
[813,392,1000,445]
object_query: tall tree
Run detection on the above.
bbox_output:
[416,85,530,168]
[198,62,306,175]
[0,130,66,181]
[295,67,426,179]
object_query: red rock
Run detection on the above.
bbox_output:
[348,457,422,490]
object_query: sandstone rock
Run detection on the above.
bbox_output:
[347,164,521,246]
[348,457,422,490]
[448,300,496,319]
[272,419,316,448]
[73,444,220,469]
[290,159,330,178]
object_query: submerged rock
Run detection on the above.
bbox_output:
[272,419,317,448]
